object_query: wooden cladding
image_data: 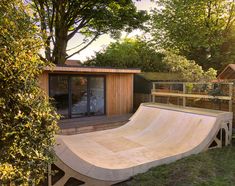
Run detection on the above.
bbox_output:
[38,72,49,94]
[106,74,133,116]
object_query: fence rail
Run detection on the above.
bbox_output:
[151,92,232,100]
[151,82,233,112]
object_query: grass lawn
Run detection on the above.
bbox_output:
[118,144,235,186]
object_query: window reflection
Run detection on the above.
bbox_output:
[89,77,104,116]
[71,77,88,117]
[49,75,105,118]
[49,76,69,118]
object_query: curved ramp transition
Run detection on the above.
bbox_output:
[53,103,233,186]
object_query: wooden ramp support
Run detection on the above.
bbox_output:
[49,103,233,186]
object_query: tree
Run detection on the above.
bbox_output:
[84,38,167,72]
[162,51,217,82]
[84,38,216,81]
[0,0,58,184]
[31,0,149,65]
[151,0,235,70]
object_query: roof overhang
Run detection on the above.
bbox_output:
[44,66,141,74]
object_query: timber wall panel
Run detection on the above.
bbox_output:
[106,74,133,116]
[38,72,49,94]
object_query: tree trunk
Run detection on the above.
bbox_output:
[53,35,67,65]
[53,1,68,65]
[45,38,52,62]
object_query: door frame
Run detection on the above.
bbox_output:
[49,73,106,119]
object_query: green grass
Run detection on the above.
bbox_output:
[118,145,235,186]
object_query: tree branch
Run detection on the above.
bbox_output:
[67,18,91,41]
[66,41,86,52]
[66,34,99,59]
[66,1,97,27]
[45,0,55,44]
[225,1,235,32]
[33,0,53,61]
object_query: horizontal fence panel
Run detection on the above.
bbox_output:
[151,91,232,101]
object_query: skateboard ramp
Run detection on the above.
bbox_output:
[53,103,233,186]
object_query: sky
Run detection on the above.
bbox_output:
[67,0,156,62]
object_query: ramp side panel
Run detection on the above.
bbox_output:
[55,104,232,182]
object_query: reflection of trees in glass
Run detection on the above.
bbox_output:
[89,77,104,115]
[57,76,68,90]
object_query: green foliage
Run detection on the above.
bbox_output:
[0,0,59,184]
[152,0,235,70]
[84,38,216,81]
[163,51,217,81]
[32,0,149,64]
[84,38,166,72]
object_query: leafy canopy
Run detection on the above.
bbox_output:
[151,0,235,70]
[84,38,166,72]
[32,0,149,65]
[84,38,217,81]
[162,51,217,82]
[0,0,58,184]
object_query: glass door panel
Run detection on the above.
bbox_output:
[71,76,88,118]
[89,77,105,116]
[49,76,69,118]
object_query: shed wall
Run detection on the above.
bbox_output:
[106,74,133,116]
[38,71,49,94]
[38,72,134,116]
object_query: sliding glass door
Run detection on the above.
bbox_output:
[49,76,69,118]
[89,77,105,116]
[49,75,105,119]
[71,76,88,118]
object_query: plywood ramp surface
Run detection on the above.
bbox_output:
[54,103,232,184]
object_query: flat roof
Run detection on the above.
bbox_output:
[44,65,141,74]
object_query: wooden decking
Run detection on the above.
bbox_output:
[58,114,132,135]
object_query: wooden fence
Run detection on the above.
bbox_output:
[151,82,234,127]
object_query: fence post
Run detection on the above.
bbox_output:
[152,82,155,103]
[229,83,233,112]
[48,164,52,186]
[183,83,186,107]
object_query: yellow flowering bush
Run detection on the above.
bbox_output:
[0,0,59,184]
